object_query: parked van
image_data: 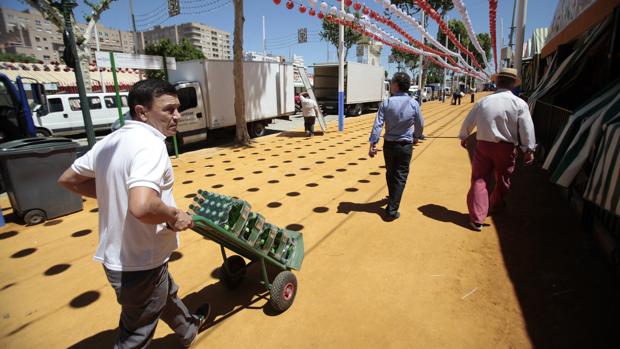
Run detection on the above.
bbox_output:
[422,87,433,101]
[32,92,129,136]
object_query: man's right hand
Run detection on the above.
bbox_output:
[168,209,194,231]
[524,151,535,166]
[368,144,378,158]
[460,138,467,149]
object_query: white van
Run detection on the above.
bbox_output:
[32,92,129,136]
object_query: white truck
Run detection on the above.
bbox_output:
[168,59,296,145]
[313,62,386,116]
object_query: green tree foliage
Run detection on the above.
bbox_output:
[389,0,454,18]
[0,52,39,63]
[389,0,454,89]
[437,20,491,69]
[472,33,491,69]
[437,19,469,55]
[390,47,418,77]
[319,17,363,59]
[425,63,444,84]
[144,38,205,80]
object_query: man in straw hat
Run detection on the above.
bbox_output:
[458,68,536,231]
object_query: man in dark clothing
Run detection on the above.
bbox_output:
[368,72,425,220]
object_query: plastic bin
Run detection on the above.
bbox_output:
[0,137,83,225]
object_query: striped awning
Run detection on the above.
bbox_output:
[527,16,610,114]
[543,82,620,186]
[1,62,140,86]
[584,123,620,215]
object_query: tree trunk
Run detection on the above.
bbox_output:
[420,59,431,92]
[233,0,250,145]
[77,44,93,92]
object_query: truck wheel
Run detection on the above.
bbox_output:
[249,122,266,138]
[24,209,46,225]
[36,128,51,137]
[269,271,297,312]
[355,104,363,116]
[220,255,246,289]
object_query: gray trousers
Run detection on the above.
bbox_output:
[104,263,199,348]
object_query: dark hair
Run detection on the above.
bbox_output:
[391,72,411,92]
[495,75,516,89]
[128,79,178,118]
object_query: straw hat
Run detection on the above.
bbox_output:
[494,68,521,85]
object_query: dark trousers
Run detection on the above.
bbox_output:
[104,263,200,349]
[383,141,413,215]
[304,116,315,135]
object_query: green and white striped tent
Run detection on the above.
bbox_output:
[584,123,620,215]
[532,14,620,216]
[527,16,610,114]
[543,80,620,186]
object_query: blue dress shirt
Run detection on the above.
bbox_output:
[369,92,424,145]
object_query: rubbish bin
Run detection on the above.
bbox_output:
[0,137,83,225]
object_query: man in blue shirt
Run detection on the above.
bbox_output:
[369,72,424,220]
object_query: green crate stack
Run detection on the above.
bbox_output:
[189,190,300,265]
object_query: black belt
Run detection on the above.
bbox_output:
[385,140,412,145]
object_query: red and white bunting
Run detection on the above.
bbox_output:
[451,0,490,68]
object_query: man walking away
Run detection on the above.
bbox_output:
[459,68,536,231]
[58,79,209,348]
[369,72,424,221]
[299,92,320,137]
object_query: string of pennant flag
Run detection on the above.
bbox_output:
[272,0,494,79]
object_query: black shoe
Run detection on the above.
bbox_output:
[469,221,483,231]
[384,211,400,221]
[184,303,211,348]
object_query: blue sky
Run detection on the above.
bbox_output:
[5,0,558,75]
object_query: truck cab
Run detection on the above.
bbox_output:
[173,81,208,145]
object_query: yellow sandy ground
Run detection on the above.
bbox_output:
[0,95,615,348]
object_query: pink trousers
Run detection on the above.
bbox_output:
[467,140,517,224]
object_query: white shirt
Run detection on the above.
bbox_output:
[300,95,318,117]
[459,89,536,151]
[72,121,178,271]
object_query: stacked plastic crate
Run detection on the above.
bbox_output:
[188,190,300,267]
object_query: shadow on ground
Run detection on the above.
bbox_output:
[417,204,471,230]
[68,262,284,349]
[493,163,620,348]
[337,198,388,220]
[276,131,325,138]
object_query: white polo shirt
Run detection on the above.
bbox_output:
[300,95,318,117]
[72,120,178,271]
[459,89,536,152]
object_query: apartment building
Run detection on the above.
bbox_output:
[0,6,134,63]
[139,22,231,60]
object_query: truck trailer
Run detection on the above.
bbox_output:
[168,59,296,146]
[313,62,386,116]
